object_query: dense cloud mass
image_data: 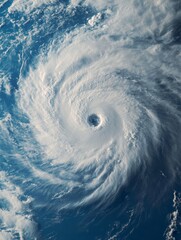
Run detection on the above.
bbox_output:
[0,0,180,239]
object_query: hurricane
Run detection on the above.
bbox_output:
[0,0,181,239]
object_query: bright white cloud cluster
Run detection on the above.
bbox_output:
[0,172,36,240]
[17,0,180,209]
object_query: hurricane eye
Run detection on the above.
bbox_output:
[87,114,100,127]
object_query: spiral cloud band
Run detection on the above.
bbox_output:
[17,0,181,208]
[0,0,181,239]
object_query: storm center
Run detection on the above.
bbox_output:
[87,114,100,127]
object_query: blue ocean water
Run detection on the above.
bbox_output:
[0,0,181,239]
